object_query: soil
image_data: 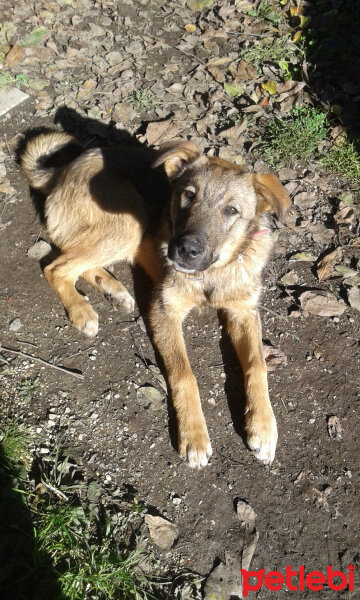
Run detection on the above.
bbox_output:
[0,1,359,598]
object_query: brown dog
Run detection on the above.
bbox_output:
[20,131,290,468]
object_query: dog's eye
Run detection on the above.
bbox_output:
[224,206,238,216]
[183,188,196,201]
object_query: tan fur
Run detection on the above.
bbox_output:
[20,131,290,468]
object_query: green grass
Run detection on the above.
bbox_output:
[16,376,41,402]
[129,89,156,112]
[258,105,328,167]
[240,34,300,72]
[0,421,196,600]
[320,136,360,186]
[246,0,283,24]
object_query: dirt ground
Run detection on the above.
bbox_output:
[0,1,359,598]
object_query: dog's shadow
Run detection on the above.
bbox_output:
[218,311,248,447]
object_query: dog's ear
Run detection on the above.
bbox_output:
[253,173,291,223]
[153,140,201,179]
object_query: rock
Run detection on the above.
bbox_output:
[280,270,299,286]
[278,167,297,181]
[347,286,360,312]
[204,552,242,600]
[263,344,287,372]
[144,514,179,550]
[299,290,346,317]
[136,384,164,411]
[9,317,22,331]
[327,415,342,440]
[27,239,51,260]
[293,191,317,209]
[0,87,30,117]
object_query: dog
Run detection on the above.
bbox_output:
[20,131,290,468]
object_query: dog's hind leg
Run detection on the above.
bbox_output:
[224,306,278,465]
[44,251,100,337]
[81,267,135,313]
[44,233,139,336]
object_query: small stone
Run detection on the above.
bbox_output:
[144,514,179,550]
[0,87,30,117]
[9,317,22,331]
[27,240,51,260]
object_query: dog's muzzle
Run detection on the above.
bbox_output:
[168,233,210,272]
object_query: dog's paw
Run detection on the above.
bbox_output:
[69,303,99,337]
[245,409,278,465]
[179,425,212,468]
[105,283,135,313]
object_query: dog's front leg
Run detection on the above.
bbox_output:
[224,307,277,465]
[150,296,212,468]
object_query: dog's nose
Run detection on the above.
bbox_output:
[176,234,204,260]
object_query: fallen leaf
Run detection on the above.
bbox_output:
[263,344,287,371]
[290,252,317,262]
[316,248,342,282]
[224,82,244,98]
[28,79,49,91]
[299,291,346,317]
[144,514,179,550]
[185,23,197,33]
[334,265,358,279]
[207,64,224,83]
[218,119,247,143]
[146,119,173,145]
[235,59,257,81]
[187,0,213,10]
[4,45,24,67]
[336,206,355,224]
[327,415,342,440]
[262,80,277,95]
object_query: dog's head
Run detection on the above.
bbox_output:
[153,141,290,273]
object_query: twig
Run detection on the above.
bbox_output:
[0,345,84,379]
[39,479,69,502]
[259,303,288,321]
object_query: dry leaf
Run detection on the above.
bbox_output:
[299,291,346,317]
[235,59,257,81]
[185,23,197,33]
[207,64,224,83]
[144,514,179,550]
[4,45,24,67]
[218,119,247,144]
[316,248,342,282]
[263,345,287,371]
[335,206,355,224]
[290,252,317,262]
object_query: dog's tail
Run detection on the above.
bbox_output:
[19,131,82,192]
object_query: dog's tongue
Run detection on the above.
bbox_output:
[250,228,269,239]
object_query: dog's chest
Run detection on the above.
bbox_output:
[200,263,256,308]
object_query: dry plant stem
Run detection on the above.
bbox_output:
[0,344,84,379]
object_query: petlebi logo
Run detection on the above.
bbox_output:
[240,564,356,596]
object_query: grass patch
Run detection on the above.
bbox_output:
[129,89,156,112]
[258,105,328,167]
[320,136,360,186]
[0,421,198,599]
[16,375,41,402]
[240,34,300,73]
